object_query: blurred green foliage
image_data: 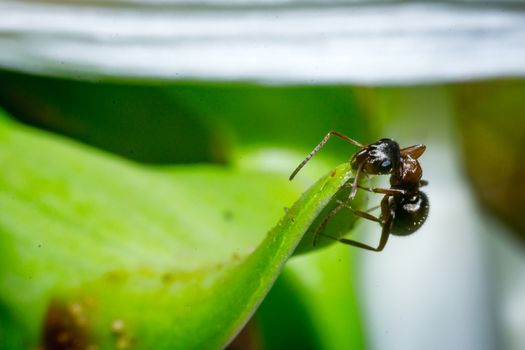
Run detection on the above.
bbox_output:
[0,70,368,165]
[451,80,525,242]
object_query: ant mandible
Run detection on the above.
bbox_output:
[289,131,429,252]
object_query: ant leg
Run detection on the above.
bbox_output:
[336,200,382,223]
[371,198,395,252]
[313,196,379,247]
[319,232,388,252]
[312,202,344,246]
[362,172,372,209]
[365,204,380,212]
[348,162,364,201]
[322,197,394,252]
[289,131,365,180]
[357,185,406,196]
[336,161,364,203]
[312,199,381,247]
[420,180,429,187]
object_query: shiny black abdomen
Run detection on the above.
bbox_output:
[390,191,429,236]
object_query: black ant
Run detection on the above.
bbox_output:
[289,131,429,252]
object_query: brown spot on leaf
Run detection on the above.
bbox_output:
[223,210,234,221]
[232,252,241,261]
[161,272,176,285]
[104,270,129,284]
[160,270,197,285]
[111,319,134,350]
[41,299,97,350]
[111,320,125,334]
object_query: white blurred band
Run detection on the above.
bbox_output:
[1,1,525,84]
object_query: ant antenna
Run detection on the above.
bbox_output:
[289,131,365,180]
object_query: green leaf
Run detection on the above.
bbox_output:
[0,112,359,349]
[257,245,365,350]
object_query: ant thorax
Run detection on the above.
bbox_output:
[391,155,423,190]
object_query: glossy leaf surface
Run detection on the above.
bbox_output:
[0,112,359,348]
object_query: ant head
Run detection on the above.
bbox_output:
[351,138,401,175]
[390,191,429,236]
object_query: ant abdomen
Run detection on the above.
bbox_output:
[390,192,429,236]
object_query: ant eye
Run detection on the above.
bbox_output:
[380,159,392,171]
